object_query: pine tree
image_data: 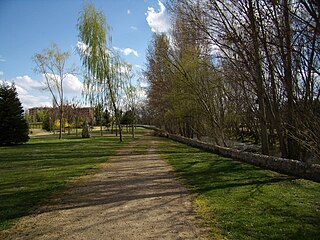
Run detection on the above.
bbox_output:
[0,83,29,145]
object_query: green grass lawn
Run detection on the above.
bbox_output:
[0,128,150,230]
[155,136,320,240]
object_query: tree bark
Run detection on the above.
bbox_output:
[283,0,298,159]
[248,0,269,155]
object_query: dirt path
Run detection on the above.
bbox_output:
[0,134,209,240]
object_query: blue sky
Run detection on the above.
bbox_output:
[0,0,171,109]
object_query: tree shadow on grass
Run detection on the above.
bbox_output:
[0,136,131,230]
[159,140,320,240]
[0,138,206,239]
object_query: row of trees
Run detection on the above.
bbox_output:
[28,104,135,135]
[145,0,320,161]
[27,105,95,135]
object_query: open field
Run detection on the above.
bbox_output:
[0,128,150,229]
[156,136,320,240]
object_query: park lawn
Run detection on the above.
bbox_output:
[156,136,320,240]
[0,128,149,230]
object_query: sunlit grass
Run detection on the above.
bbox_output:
[0,127,150,230]
[155,136,320,240]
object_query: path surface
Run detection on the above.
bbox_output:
[1,134,209,240]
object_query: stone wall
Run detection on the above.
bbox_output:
[140,125,320,183]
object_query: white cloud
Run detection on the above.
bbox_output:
[123,48,139,57]
[63,74,83,94]
[77,41,111,56]
[3,76,51,109]
[127,9,131,14]
[0,55,5,62]
[77,41,89,55]
[20,94,52,109]
[146,0,171,33]
[41,73,83,94]
[130,26,138,31]
[2,74,83,109]
[13,75,44,91]
[15,84,28,95]
[77,41,87,51]
[114,47,139,57]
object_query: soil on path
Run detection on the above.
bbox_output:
[0,134,209,240]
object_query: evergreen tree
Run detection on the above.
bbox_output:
[121,110,134,125]
[0,83,29,145]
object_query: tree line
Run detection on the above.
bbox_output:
[26,104,136,136]
[144,0,320,161]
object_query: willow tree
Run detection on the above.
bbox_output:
[78,3,123,142]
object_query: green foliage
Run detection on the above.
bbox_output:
[0,83,29,145]
[95,104,111,127]
[78,4,138,142]
[78,3,125,142]
[35,110,46,122]
[121,110,134,125]
[77,3,109,78]
[42,113,52,131]
[157,137,320,240]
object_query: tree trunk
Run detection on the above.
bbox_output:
[131,123,135,139]
[248,0,269,155]
[257,2,288,157]
[283,0,298,159]
[76,117,78,137]
[119,123,123,142]
[131,110,135,139]
[59,107,63,139]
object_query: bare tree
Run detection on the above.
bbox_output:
[33,43,75,139]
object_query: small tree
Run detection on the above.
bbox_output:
[121,63,139,138]
[0,83,29,145]
[82,119,90,138]
[33,43,75,139]
[42,111,52,131]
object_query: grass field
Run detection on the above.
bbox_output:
[156,136,320,240]
[0,128,149,230]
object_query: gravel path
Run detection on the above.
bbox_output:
[0,134,209,240]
